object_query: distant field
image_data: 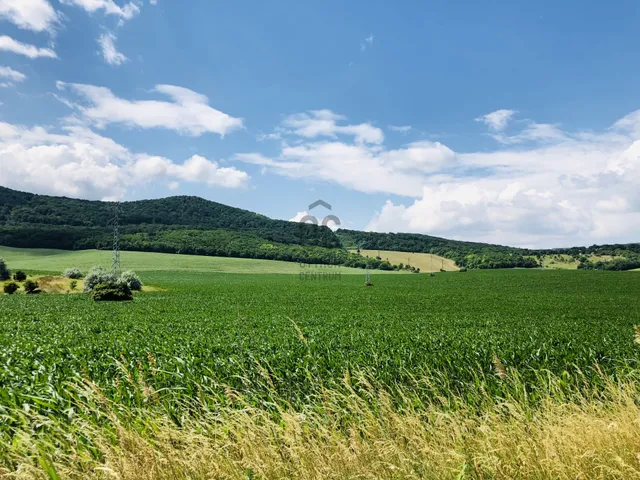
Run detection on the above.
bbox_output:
[541,254,625,269]
[352,249,459,271]
[0,246,402,275]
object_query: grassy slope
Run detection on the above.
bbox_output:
[353,249,459,272]
[0,246,404,275]
[540,254,626,270]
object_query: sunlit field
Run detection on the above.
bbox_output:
[2,253,640,478]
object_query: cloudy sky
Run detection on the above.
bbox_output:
[1,0,639,248]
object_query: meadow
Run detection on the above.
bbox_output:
[352,249,459,271]
[2,249,640,478]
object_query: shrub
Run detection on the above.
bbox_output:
[91,282,133,302]
[119,271,143,291]
[3,282,19,294]
[459,267,468,272]
[70,280,78,291]
[84,266,116,293]
[23,279,40,294]
[63,267,83,279]
[13,271,27,282]
[0,258,10,281]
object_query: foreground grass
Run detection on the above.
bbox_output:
[3,269,640,478]
[2,367,640,479]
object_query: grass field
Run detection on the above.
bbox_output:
[2,249,640,478]
[540,253,627,269]
[353,249,459,271]
[0,246,403,275]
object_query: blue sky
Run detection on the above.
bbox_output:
[1,0,640,248]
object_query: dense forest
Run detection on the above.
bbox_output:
[1,186,639,271]
[0,187,339,248]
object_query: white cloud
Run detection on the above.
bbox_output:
[58,82,244,137]
[0,0,59,32]
[237,108,640,248]
[282,110,384,144]
[0,121,250,199]
[59,0,139,20]
[389,125,412,134]
[236,140,450,197]
[0,35,56,58]
[257,132,282,141]
[475,109,517,131]
[289,211,308,222]
[0,66,26,82]
[98,32,127,66]
[492,122,567,145]
[360,34,374,52]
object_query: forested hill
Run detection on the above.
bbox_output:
[1,186,639,270]
[0,186,339,248]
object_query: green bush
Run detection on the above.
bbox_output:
[0,258,10,281]
[3,282,19,294]
[90,282,133,302]
[70,280,78,291]
[23,279,40,294]
[84,266,116,293]
[63,267,83,279]
[119,271,143,291]
[459,267,468,272]
[13,271,26,282]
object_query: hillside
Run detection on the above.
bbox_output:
[353,250,459,272]
[0,246,404,275]
[0,186,339,248]
[1,186,639,271]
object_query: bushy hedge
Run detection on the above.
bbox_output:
[3,282,18,294]
[63,267,83,279]
[23,279,40,294]
[91,282,133,302]
[119,271,143,291]
[83,266,116,293]
[13,271,26,282]
[0,258,10,281]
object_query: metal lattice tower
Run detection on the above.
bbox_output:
[357,242,371,284]
[111,201,121,275]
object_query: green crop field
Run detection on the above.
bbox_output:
[3,250,640,478]
[2,265,640,405]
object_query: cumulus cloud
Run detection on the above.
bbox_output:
[59,0,139,20]
[475,109,516,131]
[0,0,59,32]
[282,110,384,144]
[98,32,127,66]
[0,35,56,58]
[0,121,250,199]
[237,108,640,248]
[58,82,244,137]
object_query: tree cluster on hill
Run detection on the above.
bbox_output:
[577,254,640,271]
[336,230,540,270]
[0,187,338,248]
[2,186,638,271]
